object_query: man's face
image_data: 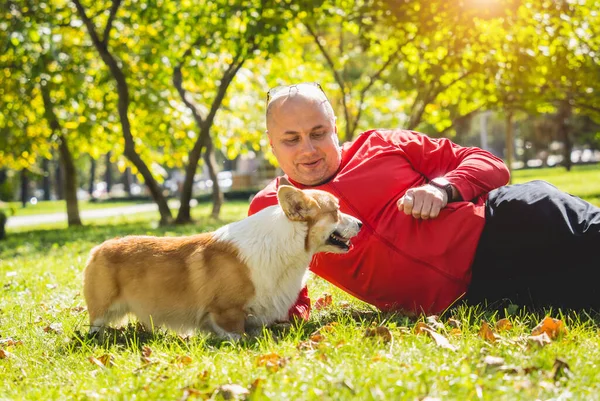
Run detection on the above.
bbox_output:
[267,95,341,186]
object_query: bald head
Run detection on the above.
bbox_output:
[266,83,336,134]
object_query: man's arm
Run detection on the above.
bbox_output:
[248,177,312,321]
[383,130,510,219]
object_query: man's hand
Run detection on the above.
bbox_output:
[397,184,448,219]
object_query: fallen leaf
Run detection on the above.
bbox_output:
[0,349,13,359]
[314,294,333,310]
[309,333,325,343]
[532,317,567,340]
[478,321,499,343]
[415,323,456,351]
[527,332,552,347]
[0,338,22,347]
[338,301,351,309]
[483,355,505,369]
[43,323,63,335]
[448,318,461,329]
[364,326,392,343]
[256,352,288,372]
[142,346,152,358]
[98,354,115,367]
[71,306,86,313]
[179,387,201,401]
[318,322,338,333]
[414,322,432,335]
[89,356,107,369]
[174,355,193,366]
[426,315,445,331]
[551,358,572,381]
[250,378,264,392]
[214,383,250,400]
[495,318,513,332]
[450,328,462,336]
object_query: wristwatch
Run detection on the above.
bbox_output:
[428,177,454,203]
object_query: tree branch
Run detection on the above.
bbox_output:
[102,0,122,46]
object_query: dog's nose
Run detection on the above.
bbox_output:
[357,221,363,229]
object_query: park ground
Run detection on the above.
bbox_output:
[1,165,600,400]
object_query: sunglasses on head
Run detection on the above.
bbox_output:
[266,82,328,108]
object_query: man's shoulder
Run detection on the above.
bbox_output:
[248,177,280,216]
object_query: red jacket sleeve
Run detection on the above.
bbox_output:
[248,177,312,321]
[381,130,510,201]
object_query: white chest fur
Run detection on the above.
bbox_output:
[213,206,312,325]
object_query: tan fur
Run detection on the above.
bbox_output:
[83,234,254,338]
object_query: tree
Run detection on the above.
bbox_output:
[72,0,173,224]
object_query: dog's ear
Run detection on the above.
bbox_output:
[277,186,319,221]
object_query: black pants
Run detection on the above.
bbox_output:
[465,180,600,311]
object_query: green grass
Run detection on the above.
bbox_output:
[1,168,600,400]
[0,199,151,217]
[512,164,600,206]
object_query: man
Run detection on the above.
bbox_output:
[248,82,600,318]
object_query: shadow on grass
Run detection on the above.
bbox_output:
[0,215,239,259]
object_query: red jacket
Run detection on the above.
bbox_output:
[248,129,510,317]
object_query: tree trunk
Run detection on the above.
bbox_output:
[89,156,96,197]
[557,99,573,172]
[20,169,28,207]
[204,139,223,219]
[55,163,63,200]
[505,110,514,184]
[40,77,82,226]
[73,0,172,225]
[57,135,82,226]
[105,152,113,194]
[122,167,131,195]
[42,158,51,201]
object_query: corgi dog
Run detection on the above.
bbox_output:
[83,180,362,340]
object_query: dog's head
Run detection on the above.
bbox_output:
[277,179,362,254]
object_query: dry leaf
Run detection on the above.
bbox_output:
[142,346,152,358]
[43,323,63,334]
[256,352,288,372]
[215,383,250,400]
[478,321,499,343]
[98,354,115,367]
[179,387,203,401]
[448,318,461,329]
[426,315,445,331]
[318,322,338,333]
[174,355,193,366]
[0,349,13,359]
[0,338,22,347]
[309,333,325,343]
[415,323,456,351]
[528,332,552,347]
[414,322,432,335]
[450,328,462,336]
[483,355,505,368]
[314,294,333,310]
[364,326,392,343]
[532,317,567,340]
[89,356,107,369]
[495,318,513,332]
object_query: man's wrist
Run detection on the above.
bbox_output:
[429,177,455,203]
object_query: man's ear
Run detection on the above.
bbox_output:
[277,186,319,221]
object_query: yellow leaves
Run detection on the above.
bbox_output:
[173,355,193,367]
[479,321,501,343]
[313,293,333,310]
[364,325,392,343]
[531,317,568,340]
[256,352,288,372]
[415,322,457,351]
[89,354,115,369]
[495,318,513,332]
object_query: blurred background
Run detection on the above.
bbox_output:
[1,0,599,227]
